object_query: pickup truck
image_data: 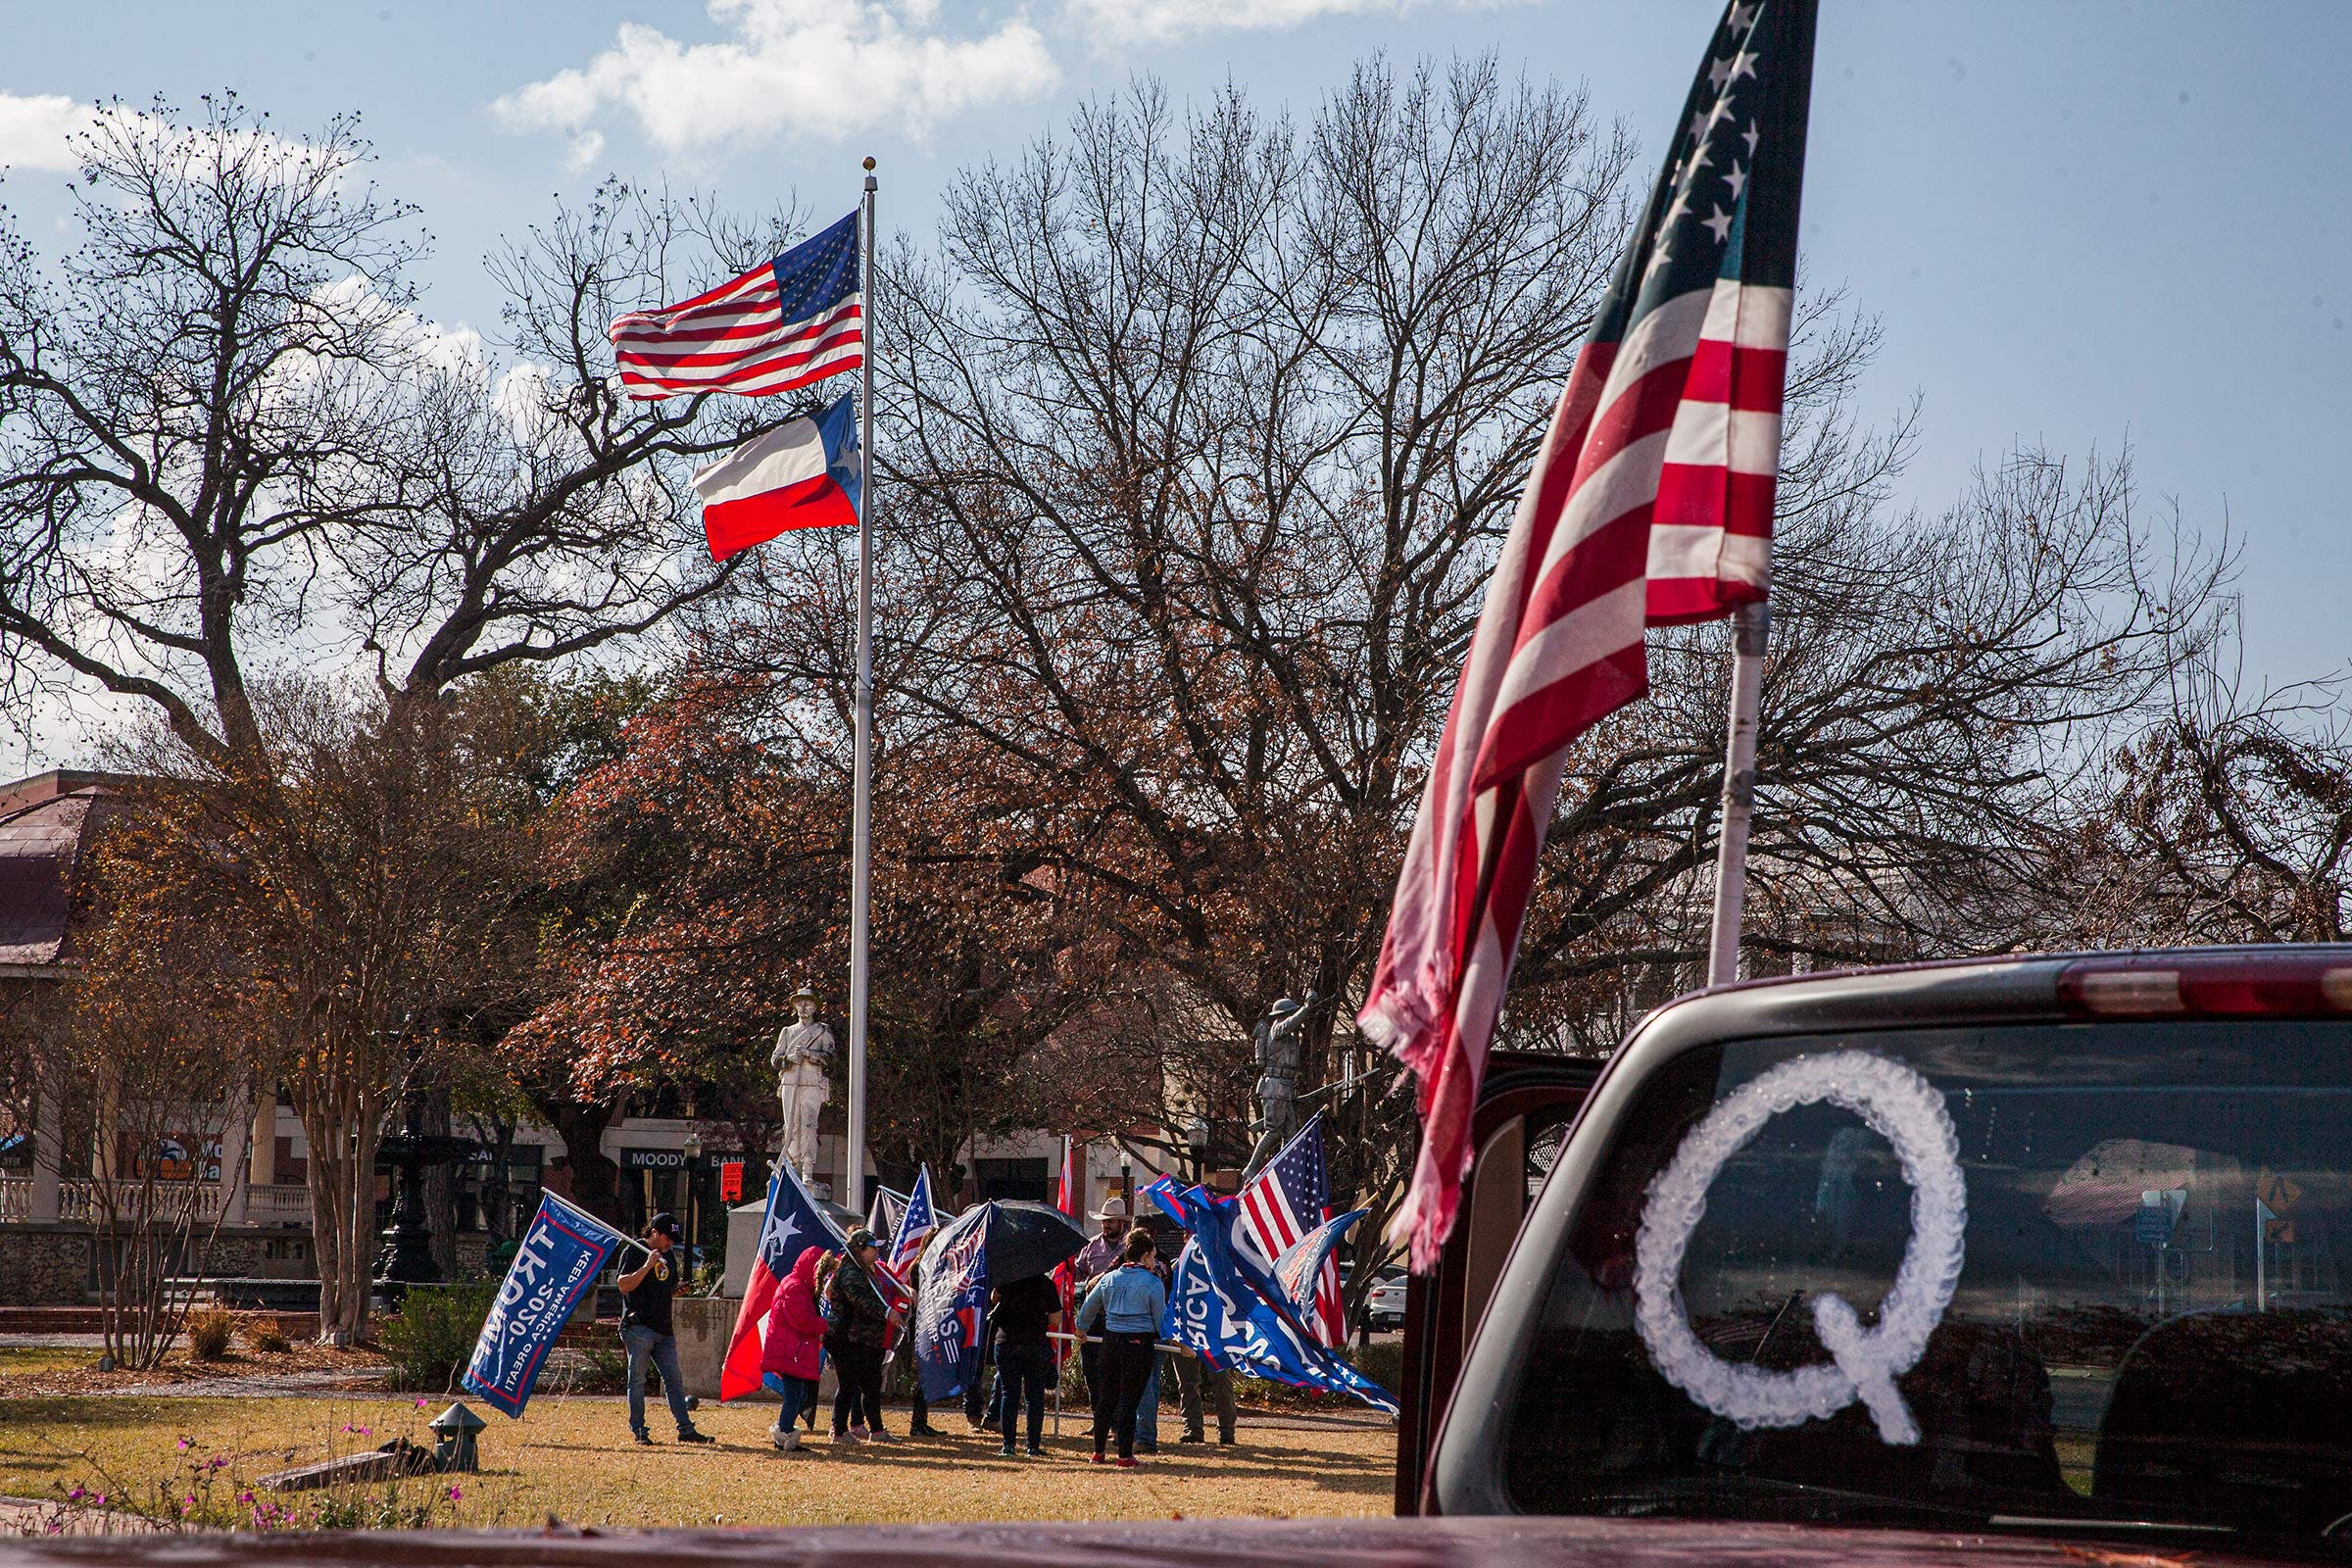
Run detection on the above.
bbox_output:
[14,946,2348,1568]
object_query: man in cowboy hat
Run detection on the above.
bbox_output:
[1071,1194,1131,1288]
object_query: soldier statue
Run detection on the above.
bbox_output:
[771,984,836,1182]
[1243,991,1318,1179]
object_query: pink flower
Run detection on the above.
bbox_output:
[415,1398,428,1408]
[91,1494,106,1506]
[210,1456,228,1470]
[446,1485,463,1502]
[238,1492,254,1504]
[66,1488,84,1502]
[175,1438,191,1451]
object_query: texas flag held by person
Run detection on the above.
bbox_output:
[1360,0,1818,1269]
[691,391,860,562]
[718,1159,848,1401]
[609,209,862,401]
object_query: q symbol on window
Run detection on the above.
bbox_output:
[1632,1051,1967,1446]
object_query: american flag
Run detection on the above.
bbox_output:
[1240,1113,1346,1347]
[1359,0,1818,1270]
[886,1164,938,1276]
[609,210,863,401]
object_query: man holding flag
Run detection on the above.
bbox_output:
[617,1213,716,1446]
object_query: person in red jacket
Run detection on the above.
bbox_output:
[760,1246,830,1452]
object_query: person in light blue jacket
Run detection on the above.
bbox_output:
[1074,1226,1167,1465]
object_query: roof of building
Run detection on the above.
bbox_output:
[0,770,132,971]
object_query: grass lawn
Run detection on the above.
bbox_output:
[0,1393,1396,1532]
[0,1348,100,1384]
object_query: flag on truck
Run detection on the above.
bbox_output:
[1240,1112,1347,1346]
[463,1193,627,1418]
[610,209,862,400]
[717,1160,846,1401]
[1359,0,1819,1268]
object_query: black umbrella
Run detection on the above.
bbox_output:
[976,1200,1088,1285]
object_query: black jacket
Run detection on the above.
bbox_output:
[825,1256,894,1349]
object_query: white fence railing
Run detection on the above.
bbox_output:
[0,1178,312,1227]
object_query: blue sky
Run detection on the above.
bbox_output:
[3,0,2348,770]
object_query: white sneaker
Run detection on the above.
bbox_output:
[773,1429,803,1452]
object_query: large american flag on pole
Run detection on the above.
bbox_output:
[609,210,863,401]
[1360,0,1818,1270]
[1240,1114,1347,1348]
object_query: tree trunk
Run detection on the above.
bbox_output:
[541,1096,623,1225]
[421,1090,461,1279]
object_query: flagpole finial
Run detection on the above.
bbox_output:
[862,156,876,172]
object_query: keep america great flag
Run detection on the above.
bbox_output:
[1361,0,1818,1268]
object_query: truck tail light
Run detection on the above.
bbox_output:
[2059,953,2352,1018]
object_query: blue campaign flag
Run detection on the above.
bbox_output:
[463,1192,628,1418]
[913,1202,990,1401]
[1274,1208,1369,1321]
[1152,1180,1397,1415]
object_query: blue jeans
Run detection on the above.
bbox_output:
[763,1371,817,1431]
[623,1326,694,1438]
[993,1341,1051,1450]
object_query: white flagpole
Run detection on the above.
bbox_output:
[846,158,877,1216]
[1705,600,1768,986]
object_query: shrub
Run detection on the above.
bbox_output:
[184,1308,235,1362]
[243,1323,292,1355]
[564,1344,630,1395]
[376,1282,499,1393]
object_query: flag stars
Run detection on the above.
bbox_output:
[1742,122,1761,159]
[1729,2,1760,31]
[1724,162,1749,201]
[1701,205,1735,244]
[1730,47,1760,82]
[1708,55,1735,89]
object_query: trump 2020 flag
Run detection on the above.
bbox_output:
[1152,1181,1396,1415]
[913,1202,991,1401]
[692,391,860,562]
[718,1159,846,1402]
[1361,0,1818,1269]
[463,1192,626,1418]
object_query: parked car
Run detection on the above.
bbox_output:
[1366,1269,1407,1332]
[1406,944,2352,1565]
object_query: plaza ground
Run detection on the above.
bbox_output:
[0,1378,1396,1532]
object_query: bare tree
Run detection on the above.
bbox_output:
[0,97,815,1340]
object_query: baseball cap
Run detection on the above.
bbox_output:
[845,1227,880,1252]
[649,1212,682,1239]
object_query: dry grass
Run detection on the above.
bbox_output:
[0,1393,1396,1531]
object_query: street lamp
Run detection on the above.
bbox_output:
[680,1130,703,1278]
[1119,1149,1134,1216]
[1185,1115,1209,1181]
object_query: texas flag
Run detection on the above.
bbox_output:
[691,390,861,563]
[718,1158,846,1401]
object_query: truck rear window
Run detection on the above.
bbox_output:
[1505,1020,2352,1546]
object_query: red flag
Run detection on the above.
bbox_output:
[1359,0,1817,1269]
[1052,1136,1080,1365]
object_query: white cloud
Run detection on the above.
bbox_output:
[0,93,99,172]
[491,0,1059,159]
[1062,0,1516,47]
[0,92,316,180]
